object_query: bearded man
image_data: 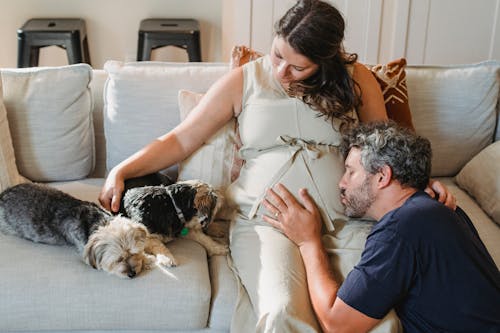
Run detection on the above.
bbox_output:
[263,122,500,333]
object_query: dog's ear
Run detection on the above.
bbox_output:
[127,224,148,254]
[83,234,101,269]
[194,186,223,227]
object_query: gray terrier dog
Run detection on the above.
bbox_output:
[0,179,227,279]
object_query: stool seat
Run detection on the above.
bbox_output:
[17,18,91,68]
[137,18,201,62]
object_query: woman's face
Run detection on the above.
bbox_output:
[270,36,319,88]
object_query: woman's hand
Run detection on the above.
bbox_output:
[425,179,457,210]
[98,168,125,213]
[262,183,322,248]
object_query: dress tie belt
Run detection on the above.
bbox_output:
[240,135,340,227]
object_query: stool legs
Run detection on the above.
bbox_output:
[83,37,91,65]
[186,31,201,62]
[17,38,30,67]
[137,36,202,62]
[17,19,91,68]
[137,33,153,61]
[137,19,202,62]
[66,32,92,65]
[66,34,83,64]
[17,37,91,68]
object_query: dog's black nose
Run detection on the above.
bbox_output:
[128,271,136,278]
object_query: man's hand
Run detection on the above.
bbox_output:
[262,183,322,248]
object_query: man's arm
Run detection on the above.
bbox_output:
[262,184,380,333]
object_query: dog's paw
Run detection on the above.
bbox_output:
[143,254,157,270]
[156,254,178,267]
[207,243,229,256]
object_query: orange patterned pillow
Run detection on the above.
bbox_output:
[230,45,264,69]
[369,58,415,130]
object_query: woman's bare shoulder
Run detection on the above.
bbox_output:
[351,62,374,83]
[351,62,388,122]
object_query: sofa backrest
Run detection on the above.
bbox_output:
[1,61,498,183]
[95,61,499,180]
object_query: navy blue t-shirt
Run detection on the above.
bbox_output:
[337,191,500,333]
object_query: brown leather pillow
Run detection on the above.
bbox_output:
[369,58,415,130]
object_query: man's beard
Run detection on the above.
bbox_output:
[341,176,376,218]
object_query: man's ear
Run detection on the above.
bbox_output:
[376,165,392,188]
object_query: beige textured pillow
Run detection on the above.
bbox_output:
[103,61,228,174]
[0,73,27,191]
[1,64,94,182]
[177,90,237,189]
[455,141,500,225]
[406,61,499,177]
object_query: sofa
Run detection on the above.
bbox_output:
[0,59,498,332]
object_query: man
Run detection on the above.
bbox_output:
[262,122,500,333]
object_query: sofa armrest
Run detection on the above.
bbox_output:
[455,141,500,225]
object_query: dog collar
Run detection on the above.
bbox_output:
[166,188,187,226]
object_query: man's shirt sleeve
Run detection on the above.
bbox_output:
[337,232,415,319]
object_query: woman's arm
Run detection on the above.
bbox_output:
[352,62,388,123]
[99,67,244,212]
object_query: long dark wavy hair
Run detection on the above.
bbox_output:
[275,0,361,126]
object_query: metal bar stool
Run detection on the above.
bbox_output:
[17,18,91,68]
[137,19,201,62]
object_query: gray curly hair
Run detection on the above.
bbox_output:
[340,121,432,190]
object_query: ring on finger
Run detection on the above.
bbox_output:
[274,211,281,218]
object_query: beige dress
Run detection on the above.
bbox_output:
[227,55,401,333]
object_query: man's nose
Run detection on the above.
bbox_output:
[339,174,347,189]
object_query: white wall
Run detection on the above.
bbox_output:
[2,0,499,68]
[223,0,500,65]
[0,0,223,68]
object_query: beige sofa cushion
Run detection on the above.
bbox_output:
[1,64,94,182]
[0,232,212,331]
[406,61,499,177]
[177,90,237,189]
[0,72,26,191]
[0,178,213,331]
[440,178,500,268]
[103,61,229,176]
[455,141,500,225]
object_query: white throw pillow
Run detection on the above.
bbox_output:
[0,72,27,191]
[103,61,229,174]
[455,141,500,225]
[406,61,499,177]
[1,64,94,182]
[177,90,237,189]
